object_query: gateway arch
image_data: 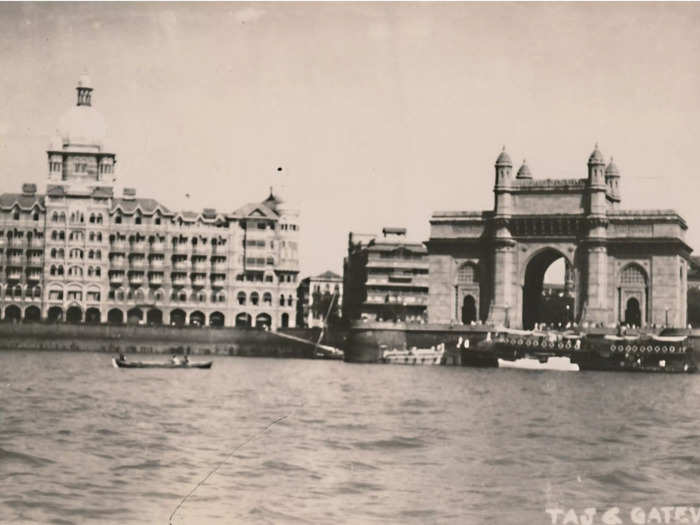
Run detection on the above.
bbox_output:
[426,146,691,329]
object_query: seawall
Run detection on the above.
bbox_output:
[0,323,345,358]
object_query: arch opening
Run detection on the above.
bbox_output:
[209,311,225,328]
[624,297,641,327]
[47,306,63,323]
[4,305,21,322]
[170,309,186,327]
[85,307,101,324]
[235,312,251,328]
[66,306,82,324]
[25,305,41,322]
[147,309,163,326]
[461,295,477,324]
[107,308,124,325]
[522,250,574,330]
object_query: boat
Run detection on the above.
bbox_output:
[112,358,213,369]
[570,334,696,373]
[497,356,579,371]
[381,343,445,365]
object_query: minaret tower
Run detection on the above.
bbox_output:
[583,143,609,324]
[489,147,516,327]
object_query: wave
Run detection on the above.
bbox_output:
[354,435,425,450]
[0,447,54,467]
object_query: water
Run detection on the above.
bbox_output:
[2,351,700,524]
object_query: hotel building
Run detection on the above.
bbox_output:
[0,77,299,329]
[296,271,343,328]
[342,228,429,323]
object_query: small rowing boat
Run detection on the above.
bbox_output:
[112,358,213,369]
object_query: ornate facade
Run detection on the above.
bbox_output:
[427,146,691,329]
[0,77,299,329]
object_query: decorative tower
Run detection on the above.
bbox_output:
[488,147,516,327]
[583,144,609,325]
[605,157,621,208]
[516,159,532,180]
[48,75,116,188]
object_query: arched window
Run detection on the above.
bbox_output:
[280,294,285,306]
[287,295,293,306]
[237,291,246,305]
[115,216,122,224]
[263,292,272,305]
[620,265,647,286]
[250,292,259,306]
[89,214,95,224]
[458,263,479,284]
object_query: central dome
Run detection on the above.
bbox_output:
[58,104,107,149]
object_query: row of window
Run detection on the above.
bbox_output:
[237,292,294,306]
[49,265,102,277]
[48,290,101,302]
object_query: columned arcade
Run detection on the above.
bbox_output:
[427,146,691,329]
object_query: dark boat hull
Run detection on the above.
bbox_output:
[344,321,490,363]
[113,359,212,369]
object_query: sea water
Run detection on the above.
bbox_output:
[2,350,700,524]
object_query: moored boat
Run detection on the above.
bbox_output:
[497,356,579,371]
[381,343,445,365]
[112,358,213,369]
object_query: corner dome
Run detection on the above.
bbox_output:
[495,147,512,167]
[605,158,620,177]
[588,143,605,165]
[516,159,532,179]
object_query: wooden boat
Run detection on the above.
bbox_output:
[381,343,445,365]
[112,358,212,369]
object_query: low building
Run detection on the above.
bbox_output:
[296,271,343,328]
[342,228,429,323]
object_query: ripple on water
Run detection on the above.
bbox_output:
[354,436,425,450]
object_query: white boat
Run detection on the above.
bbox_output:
[382,343,445,365]
[497,355,579,372]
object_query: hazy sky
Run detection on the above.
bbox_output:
[1,2,699,277]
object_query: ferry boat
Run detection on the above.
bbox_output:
[381,343,445,365]
[490,328,580,371]
[570,334,696,373]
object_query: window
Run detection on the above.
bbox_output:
[135,216,142,225]
[263,292,272,305]
[67,290,82,301]
[237,292,246,305]
[49,289,63,301]
[265,275,273,282]
[250,292,259,306]
[87,291,100,302]
[115,216,122,224]
[280,295,285,306]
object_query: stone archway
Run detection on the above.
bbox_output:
[209,311,225,328]
[66,306,82,324]
[147,309,163,326]
[170,309,186,327]
[47,306,63,323]
[85,307,101,324]
[624,297,641,327]
[108,308,124,324]
[25,305,41,322]
[235,312,251,328]
[461,295,477,324]
[521,248,573,330]
[4,305,21,322]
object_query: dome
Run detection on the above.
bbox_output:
[516,159,532,179]
[495,147,512,167]
[605,157,620,177]
[57,104,106,148]
[588,143,605,165]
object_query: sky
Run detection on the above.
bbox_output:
[1,2,700,278]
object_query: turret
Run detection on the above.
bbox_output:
[587,143,606,216]
[605,157,621,205]
[494,146,513,217]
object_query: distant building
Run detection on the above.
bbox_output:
[296,271,343,328]
[342,228,429,323]
[0,77,299,329]
[688,256,700,290]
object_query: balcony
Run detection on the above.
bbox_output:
[192,261,208,272]
[131,242,147,253]
[211,276,226,288]
[110,241,127,252]
[109,272,124,284]
[26,257,43,267]
[171,274,187,287]
[8,238,25,249]
[212,261,227,272]
[149,272,164,285]
[0,239,5,249]
[7,269,22,280]
[150,259,164,270]
[193,244,209,256]
[110,258,126,269]
[30,238,44,249]
[173,260,190,271]
[27,271,42,282]
[7,255,23,265]
[366,258,430,271]
[150,242,165,253]
[128,272,144,285]
[212,244,227,256]
[130,259,146,270]
[173,243,189,255]
[191,274,207,287]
